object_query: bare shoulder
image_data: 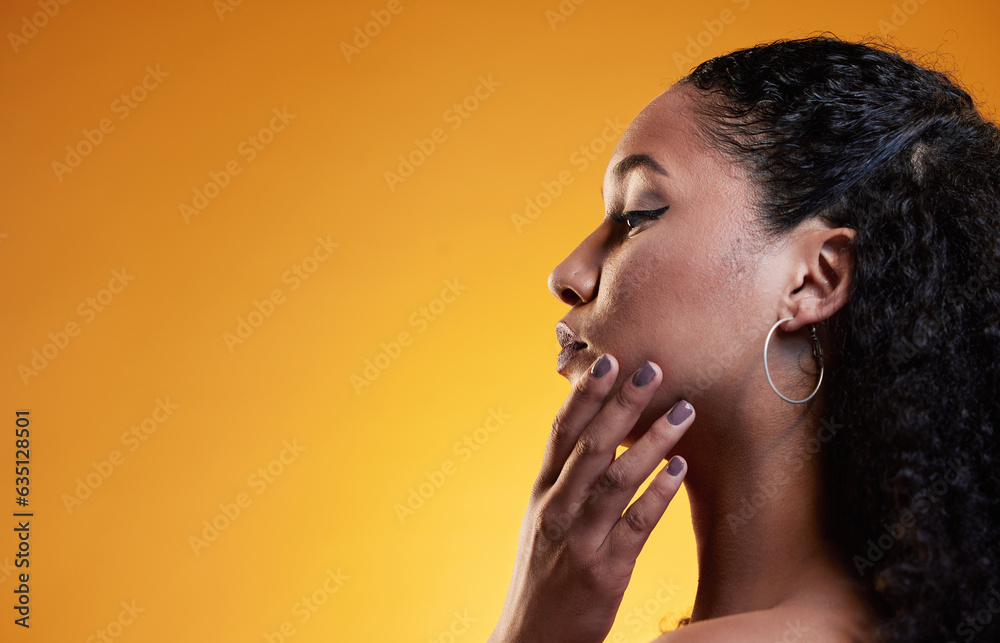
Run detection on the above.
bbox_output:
[650,600,876,643]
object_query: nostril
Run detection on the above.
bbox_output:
[560,289,581,306]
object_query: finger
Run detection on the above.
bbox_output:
[603,454,688,563]
[536,353,619,492]
[548,360,663,516]
[583,400,694,539]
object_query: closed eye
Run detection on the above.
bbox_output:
[608,205,669,229]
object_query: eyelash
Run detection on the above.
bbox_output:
[608,205,669,230]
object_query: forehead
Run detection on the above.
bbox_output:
[602,84,727,198]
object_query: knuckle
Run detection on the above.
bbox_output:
[613,381,639,412]
[597,464,629,495]
[623,506,650,534]
[550,411,571,442]
[578,559,604,588]
[646,416,678,449]
[645,479,670,504]
[645,475,678,507]
[578,374,611,400]
[530,476,549,500]
[573,433,602,459]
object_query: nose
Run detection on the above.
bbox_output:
[547,227,605,306]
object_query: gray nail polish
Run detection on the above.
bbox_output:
[591,354,611,378]
[632,361,655,387]
[667,400,693,426]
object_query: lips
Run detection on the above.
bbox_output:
[556,321,587,350]
[556,321,588,373]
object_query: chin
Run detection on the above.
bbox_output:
[557,356,593,384]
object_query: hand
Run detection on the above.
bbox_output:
[489,353,695,643]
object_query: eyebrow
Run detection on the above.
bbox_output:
[602,153,669,198]
[612,153,668,180]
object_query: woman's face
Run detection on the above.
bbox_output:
[548,83,774,445]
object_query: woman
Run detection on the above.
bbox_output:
[487,36,1000,643]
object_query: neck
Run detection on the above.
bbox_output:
[679,372,851,621]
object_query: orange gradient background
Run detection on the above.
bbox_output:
[1,0,997,641]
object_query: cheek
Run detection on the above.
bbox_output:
[593,248,685,365]
[601,239,679,310]
[598,239,753,396]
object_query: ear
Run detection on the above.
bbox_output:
[779,224,856,333]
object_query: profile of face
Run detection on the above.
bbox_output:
[547,83,842,448]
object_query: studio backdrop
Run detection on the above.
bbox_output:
[1,0,996,641]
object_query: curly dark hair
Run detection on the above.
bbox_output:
[674,35,1000,642]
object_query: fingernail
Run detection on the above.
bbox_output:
[591,354,611,378]
[632,361,655,387]
[667,400,693,426]
[667,456,686,476]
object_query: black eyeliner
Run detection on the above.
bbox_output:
[608,205,670,226]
